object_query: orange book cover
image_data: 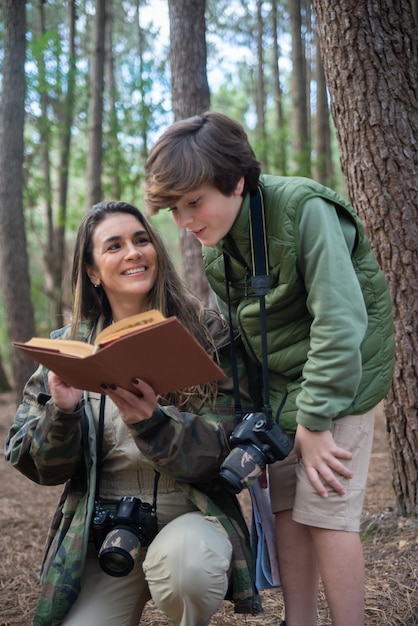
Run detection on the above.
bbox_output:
[13,310,225,394]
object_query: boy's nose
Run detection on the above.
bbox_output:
[174,208,194,228]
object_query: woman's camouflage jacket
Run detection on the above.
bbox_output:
[5,313,262,625]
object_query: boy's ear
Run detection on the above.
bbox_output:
[234,176,245,196]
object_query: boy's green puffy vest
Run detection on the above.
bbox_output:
[203,175,395,432]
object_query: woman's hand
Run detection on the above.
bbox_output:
[294,424,353,497]
[48,371,83,412]
[100,378,158,424]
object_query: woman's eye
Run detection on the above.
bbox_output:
[136,236,151,246]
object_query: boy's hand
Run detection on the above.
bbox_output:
[295,425,353,497]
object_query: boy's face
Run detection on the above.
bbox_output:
[168,178,244,247]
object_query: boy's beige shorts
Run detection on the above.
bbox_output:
[269,409,375,532]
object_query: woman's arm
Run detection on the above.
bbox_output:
[4,364,84,485]
[103,341,254,483]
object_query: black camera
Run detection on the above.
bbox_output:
[92,496,158,577]
[219,412,294,494]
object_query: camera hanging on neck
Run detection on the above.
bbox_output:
[220,187,293,495]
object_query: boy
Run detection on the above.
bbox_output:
[144,111,395,626]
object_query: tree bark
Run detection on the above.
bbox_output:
[87,0,107,207]
[54,0,77,323]
[0,0,37,400]
[255,0,267,169]
[270,0,287,174]
[314,30,333,186]
[289,0,311,175]
[35,0,54,308]
[168,0,213,305]
[312,0,418,515]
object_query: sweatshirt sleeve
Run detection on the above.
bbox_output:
[126,340,255,482]
[295,197,368,430]
[4,364,84,485]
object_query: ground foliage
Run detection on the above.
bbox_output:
[0,394,416,626]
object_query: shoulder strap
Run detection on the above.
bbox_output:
[249,188,272,419]
[249,187,271,297]
[95,394,106,502]
[224,187,273,420]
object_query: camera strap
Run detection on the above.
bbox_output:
[223,186,273,420]
[95,394,106,502]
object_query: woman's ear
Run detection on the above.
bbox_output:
[86,265,100,287]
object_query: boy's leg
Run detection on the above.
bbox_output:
[270,451,319,625]
[312,527,365,626]
[270,409,375,626]
[292,409,375,626]
[275,509,319,626]
[143,511,232,626]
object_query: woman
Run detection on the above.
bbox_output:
[5,201,262,626]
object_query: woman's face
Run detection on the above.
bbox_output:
[86,213,158,320]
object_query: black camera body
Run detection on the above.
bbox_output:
[219,412,294,494]
[92,496,158,577]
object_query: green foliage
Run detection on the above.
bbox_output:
[0,0,346,362]
[149,211,183,274]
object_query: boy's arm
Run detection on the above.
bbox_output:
[296,198,368,431]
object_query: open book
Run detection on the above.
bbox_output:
[13,310,225,394]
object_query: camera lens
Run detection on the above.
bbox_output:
[219,444,266,494]
[219,466,246,494]
[98,527,141,577]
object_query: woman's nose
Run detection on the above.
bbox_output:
[125,242,142,257]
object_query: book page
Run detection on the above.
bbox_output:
[19,337,93,358]
[14,316,225,394]
[94,309,166,346]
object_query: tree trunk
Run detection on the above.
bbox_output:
[312,0,418,515]
[35,0,55,313]
[106,0,123,199]
[0,352,12,392]
[87,0,107,207]
[412,0,418,26]
[289,0,311,175]
[314,30,333,186]
[54,0,77,323]
[255,0,267,169]
[270,0,287,174]
[135,0,151,162]
[0,0,37,400]
[168,0,213,305]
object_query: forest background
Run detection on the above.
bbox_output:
[0,0,417,549]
